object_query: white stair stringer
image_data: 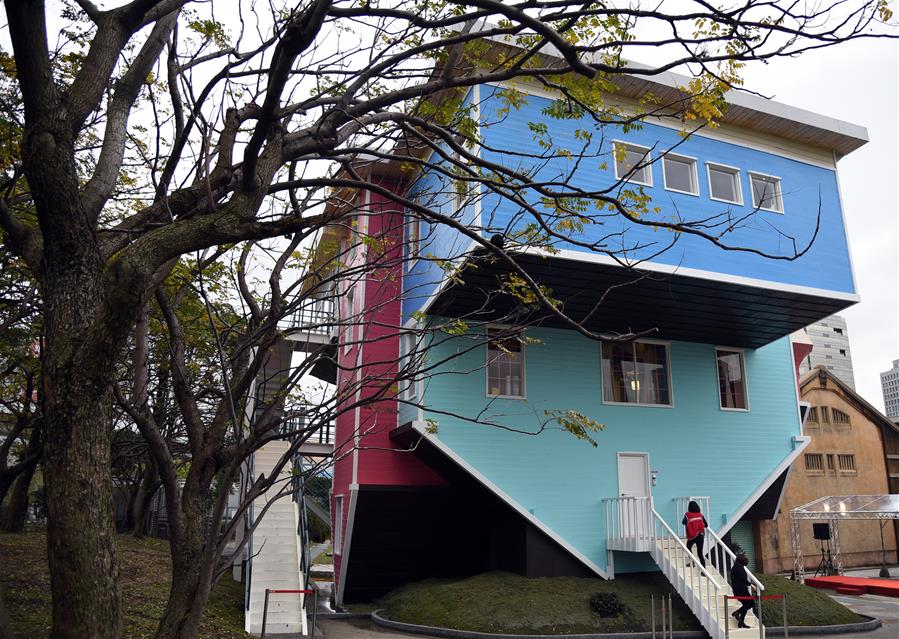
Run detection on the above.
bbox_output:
[245,440,308,636]
[645,514,764,639]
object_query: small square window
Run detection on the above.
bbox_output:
[749,173,784,213]
[487,327,525,398]
[707,164,742,204]
[662,155,698,195]
[716,348,748,410]
[805,453,824,472]
[614,143,652,186]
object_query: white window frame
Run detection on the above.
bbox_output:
[333,495,344,554]
[405,212,420,271]
[706,162,744,205]
[715,346,750,412]
[485,325,526,400]
[400,332,421,402]
[613,141,653,187]
[748,171,784,213]
[342,285,356,355]
[661,153,699,196]
[600,338,674,408]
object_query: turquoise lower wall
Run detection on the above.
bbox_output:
[420,325,802,574]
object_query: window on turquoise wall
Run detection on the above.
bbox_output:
[601,340,671,405]
[613,142,652,186]
[749,172,784,213]
[716,348,748,410]
[706,163,743,204]
[401,333,420,401]
[662,154,698,195]
[405,213,420,270]
[487,327,525,398]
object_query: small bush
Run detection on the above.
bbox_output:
[589,592,628,618]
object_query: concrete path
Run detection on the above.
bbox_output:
[319,617,441,638]
[808,593,899,639]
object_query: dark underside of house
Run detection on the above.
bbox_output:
[429,251,852,349]
[339,426,594,603]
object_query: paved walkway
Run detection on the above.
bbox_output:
[319,617,441,638]
[809,593,899,639]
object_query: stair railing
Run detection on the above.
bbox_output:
[650,508,727,637]
[704,526,765,595]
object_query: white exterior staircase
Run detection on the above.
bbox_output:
[606,497,765,639]
[245,440,308,636]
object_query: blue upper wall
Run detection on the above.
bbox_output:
[417,324,804,574]
[477,84,854,294]
[401,83,857,323]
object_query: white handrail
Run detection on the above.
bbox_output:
[704,526,765,592]
[653,509,723,588]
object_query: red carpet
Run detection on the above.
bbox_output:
[805,575,899,597]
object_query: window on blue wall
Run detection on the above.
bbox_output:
[601,340,671,406]
[662,154,698,195]
[487,327,525,398]
[716,348,748,410]
[707,163,743,204]
[749,172,784,213]
[405,213,420,270]
[613,142,652,186]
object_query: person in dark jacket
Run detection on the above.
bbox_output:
[730,553,757,628]
[682,500,708,568]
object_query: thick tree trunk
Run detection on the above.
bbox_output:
[131,466,160,539]
[0,475,14,522]
[154,489,217,639]
[0,459,38,533]
[0,426,41,533]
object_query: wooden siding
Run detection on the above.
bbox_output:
[419,324,803,572]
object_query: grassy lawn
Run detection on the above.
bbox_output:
[378,571,864,635]
[756,574,863,627]
[380,571,701,635]
[0,532,250,639]
[312,544,333,565]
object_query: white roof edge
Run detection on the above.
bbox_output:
[465,23,869,151]
[621,59,869,145]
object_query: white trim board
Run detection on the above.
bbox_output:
[508,246,860,303]
[409,420,610,579]
[334,486,359,606]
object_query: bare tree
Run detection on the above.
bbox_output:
[0,1,894,637]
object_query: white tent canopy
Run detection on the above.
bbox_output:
[789,495,899,581]
[791,495,899,520]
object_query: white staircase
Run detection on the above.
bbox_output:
[245,440,308,636]
[606,498,765,639]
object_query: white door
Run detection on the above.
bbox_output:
[617,453,650,542]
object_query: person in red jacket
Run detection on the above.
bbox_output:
[682,500,708,567]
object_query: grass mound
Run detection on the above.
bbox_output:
[756,574,863,627]
[379,571,701,635]
[0,532,250,639]
[378,571,865,635]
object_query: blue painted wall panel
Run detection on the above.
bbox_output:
[420,324,801,573]
[476,85,854,294]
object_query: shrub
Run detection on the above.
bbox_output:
[590,592,628,618]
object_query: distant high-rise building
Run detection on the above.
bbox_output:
[797,314,855,389]
[881,359,899,422]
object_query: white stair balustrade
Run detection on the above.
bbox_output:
[604,498,765,639]
[245,440,308,636]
